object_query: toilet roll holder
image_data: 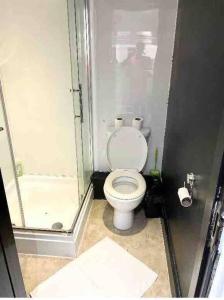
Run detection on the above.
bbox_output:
[178,173,196,207]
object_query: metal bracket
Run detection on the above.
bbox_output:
[187,172,196,189]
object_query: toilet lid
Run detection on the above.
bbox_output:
[107,127,148,172]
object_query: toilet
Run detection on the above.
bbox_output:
[104,126,148,230]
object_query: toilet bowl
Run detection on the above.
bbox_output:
[104,169,146,230]
[104,126,148,230]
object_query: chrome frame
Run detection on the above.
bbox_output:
[0,80,25,227]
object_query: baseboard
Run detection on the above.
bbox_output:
[161,206,182,297]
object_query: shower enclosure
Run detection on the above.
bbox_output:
[0,0,93,233]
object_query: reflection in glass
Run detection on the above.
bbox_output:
[111,8,158,118]
[91,0,178,172]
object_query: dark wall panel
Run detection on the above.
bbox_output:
[0,242,14,297]
[162,0,224,297]
[0,171,26,297]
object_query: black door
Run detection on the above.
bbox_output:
[196,155,224,297]
[162,0,224,297]
[0,170,26,297]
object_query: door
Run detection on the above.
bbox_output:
[75,0,93,197]
[162,0,224,297]
[68,0,93,204]
[208,231,224,297]
[0,0,93,232]
[0,170,26,297]
[197,155,224,297]
[0,81,24,228]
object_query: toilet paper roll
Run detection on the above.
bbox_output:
[132,117,143,130]
[115,117,124,129]
[178,187,192,207]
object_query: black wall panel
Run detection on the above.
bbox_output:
[162,0,224,296]
[0,242,14,297]
[0,171,26,297]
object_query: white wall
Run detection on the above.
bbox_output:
[90,0,178,173]
[0,0,77,177]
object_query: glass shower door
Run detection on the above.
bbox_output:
[0,81,24,227]
[69,0,93,204]
[0,0,85,232]
[76,0,93,200]
[0,0,93,232]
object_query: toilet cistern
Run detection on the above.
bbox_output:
[103,126,148,230]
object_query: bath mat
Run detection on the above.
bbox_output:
[31,237,158,297]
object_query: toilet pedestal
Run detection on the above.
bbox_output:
[113,210,134,230]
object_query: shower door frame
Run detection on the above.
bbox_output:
[68,0,94,215]
[0,80,25,228]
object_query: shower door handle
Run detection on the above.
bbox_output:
[71,84,83,123]
[0,127,4,132]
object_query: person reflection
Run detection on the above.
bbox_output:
[120,42,153,115]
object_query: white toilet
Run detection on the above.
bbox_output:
[104,126,148,230]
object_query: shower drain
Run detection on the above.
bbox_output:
[51,222,63,230]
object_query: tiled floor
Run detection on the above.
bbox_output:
[19,255,72,295]
[78,200,171,297]
[19,200,171,297]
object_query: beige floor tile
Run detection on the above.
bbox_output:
[78,200,171,298]
[19,255,71,294]
[19,200,171,297]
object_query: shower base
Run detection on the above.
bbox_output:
[14,185,93,257]
[6,175,80,231]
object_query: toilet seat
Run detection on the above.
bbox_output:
[104,169,146,200]
[107,127,148,172]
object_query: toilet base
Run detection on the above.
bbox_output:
[113,209,134,230]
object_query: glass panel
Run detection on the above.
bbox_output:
[0,82,23,227]
[0,0,81,232]
[69,0,93,203]
[76,0,93,197]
